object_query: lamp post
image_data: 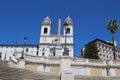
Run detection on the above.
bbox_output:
[20,37,27,59]
[36,45,39,56]
[63,22,69,56]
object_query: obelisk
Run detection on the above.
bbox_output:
[56,17,62,56]
[57,17,61,43]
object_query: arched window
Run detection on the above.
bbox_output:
[66,28,70,34]
[44,28,48,34]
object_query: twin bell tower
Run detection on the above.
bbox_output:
[39,16,74,57]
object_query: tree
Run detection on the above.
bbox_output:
[83,42,99,59]
[107,19,119,59]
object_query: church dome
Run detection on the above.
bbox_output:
[64,16,73,25]
[42,16,52,25]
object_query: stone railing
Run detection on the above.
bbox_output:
[49,57,60,65]
[2,55,120,79]
[25,55,120,68]
[25,54,60,65]
[25,54,45,63]
[72,58,106,67]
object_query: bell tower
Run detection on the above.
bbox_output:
[41,16,52,35]
[64,16,73,36]
[63,16,74,56]
[39,16,52,56]
[39,16,74,57]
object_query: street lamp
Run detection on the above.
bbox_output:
[20,37,27,59]
[63,22,69,56]
[36,45,39,56]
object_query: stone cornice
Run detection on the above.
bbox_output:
[39,43,74,46]
[40,35,73,37]
[0,44,37,47]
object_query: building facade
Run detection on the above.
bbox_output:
[82,39,120,61]
[39,16,74,57]
[0,16,74,61]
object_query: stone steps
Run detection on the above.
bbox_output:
[75,76,120,80]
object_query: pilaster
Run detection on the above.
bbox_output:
[37,64,44,71]
[60,56,74,80]
[107,60,115,76]
[85,59,90,75]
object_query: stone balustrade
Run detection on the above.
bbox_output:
[4,54,120,78]
[25,54,45,63]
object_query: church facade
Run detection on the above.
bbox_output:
[0,16,74,61]
[39,16,74,57]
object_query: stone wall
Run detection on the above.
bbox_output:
[6,55,120,78]
[50,66,60,73]
[2,57,120,80]
[116,68,120,76]
[91,68,102,76]
[25,63,37,71]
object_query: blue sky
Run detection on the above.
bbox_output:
[0,0,120,56]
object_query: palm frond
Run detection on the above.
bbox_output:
[107,19,119,34]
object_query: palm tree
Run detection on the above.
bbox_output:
[107,19,119,60]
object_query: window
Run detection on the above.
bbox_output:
[44,28,48,34]
[37,45,39,50]
[103,50,105,52]
[36,51,38,56]
[107,55,109,58]
[103,54,105,57]
[26,48,28,52]
[52,40,54,43]
[0,52,2,58]
[54,39,58,43]
[110,56,112,59]
[42,52,44,56]
[55,39,58,41]
[66,28,70,34]
[53,52,55,56]
[43,48,45,50]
